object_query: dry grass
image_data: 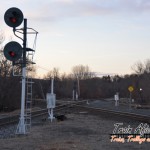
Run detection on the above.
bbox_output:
[0,110,149,150]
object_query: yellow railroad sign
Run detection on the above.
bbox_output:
[128,86,134,92]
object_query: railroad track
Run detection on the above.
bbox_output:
[0,100,87,126]
[0,99,150,127]
[74,104,150,122]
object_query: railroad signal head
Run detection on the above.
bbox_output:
[4,7,24,28]
[3,41,22,61]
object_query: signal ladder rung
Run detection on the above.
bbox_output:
[25,115,31,117]
[26,124,31,127]
[25,109,31,112]
[25,111,31,114]
[25,116,31,119]
[27,93,32,95]
[26,81,34,84]
[25,116,31,118]
[27,92,32,95]
[26,118,31,120]
[28,53,33,55]
[26,102,31,104]
[27,85,32,88]
[26,100,32,102]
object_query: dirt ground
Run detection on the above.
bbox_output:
[0,109,149,150]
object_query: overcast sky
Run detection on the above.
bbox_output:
[1,0,150,76]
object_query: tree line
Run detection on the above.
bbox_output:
[1,33,150,111]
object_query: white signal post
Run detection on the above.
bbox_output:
[16,19,27,134]
[114,92,119,107]
[46,78,56,122]
[18,67,26,133]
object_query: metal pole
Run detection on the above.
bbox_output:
[17,19,27,134]
[129,92,132,110]
[77,77,80,98]
[51,78,54,94]
[72,90,75,100]
[50,108,53,122]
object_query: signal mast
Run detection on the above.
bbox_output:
[4,7,38,134]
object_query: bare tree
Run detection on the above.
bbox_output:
[0,32,13,77]
[72,65,93,80]
[131,59,150,74]
[131,61,144,74]
[44,67,60,79]
[0,59,12,77]
[144,59,150,73]
[0,30,5,46]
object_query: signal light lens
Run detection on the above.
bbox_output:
[10,17,17,23]
[9,51,16,57]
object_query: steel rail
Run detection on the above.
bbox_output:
[74,104,150,122]
[0,100,87,126]
[1,99,149,126]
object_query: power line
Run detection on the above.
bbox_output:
[37,65,50,71]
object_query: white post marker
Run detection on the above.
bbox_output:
[46,78,56,122]
[75,92,78,100]
[72,90,75,100]
[114,93,119,107]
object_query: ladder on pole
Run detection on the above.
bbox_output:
[25,49,34,133]
[25,77,33,133]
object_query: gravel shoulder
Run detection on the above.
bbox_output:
[0,108,149,150]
